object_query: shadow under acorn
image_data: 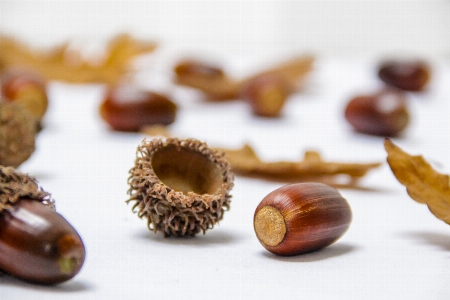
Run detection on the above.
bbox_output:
[0,271,94,292]
[134,226,249,247]
[259,242,358,263]
[397,230,450,253]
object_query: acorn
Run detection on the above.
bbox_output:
[174,59,225,79]
[127,138,234,237]
[1,69,49,121]
[377,59,431,91]
[99,84,178,132]
[344,88,410,137]
[241,74,290,118]
[254,182,352,256]
[0,166,85,284]
[0,102,38,168]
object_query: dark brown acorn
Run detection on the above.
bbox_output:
[99,84,177,132]
[1,69,49,121]
[174,60,225,79]
[241,74,290,118]
[254,182,352,256]
[0,166,85,284]
[378,60,431,91]
[344,89,410,137]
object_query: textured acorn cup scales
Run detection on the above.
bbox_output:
[127,138,234,237]
[0,102,37,168]
[0,165,55,212]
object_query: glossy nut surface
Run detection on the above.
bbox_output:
[241,74,289,117]
[99,84,177,132]
[378,60,431,91]
[1,70,48,120]
[254,182,352,256]
[0,199,85,284]
[174,60,225,79]
[344,89,410,137]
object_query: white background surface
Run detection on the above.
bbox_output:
[1,0,450,58]
[1,1,450,300]
[0,53,449,300]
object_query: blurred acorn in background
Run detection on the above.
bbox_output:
[377,60,431,91]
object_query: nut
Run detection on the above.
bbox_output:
[1,69,48,121]
[0,166,85,284]
[344,88,410,137]
[99,84,177,132]
[241,74,290,118]
[378,60,431,91]
[254,182,352,256]
[174,60,225,79]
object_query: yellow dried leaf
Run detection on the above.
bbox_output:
[384,138,450,224]
[0,33,157,84]
[140,125,172,138]
[174,55,314,101]
[217,143,381,188]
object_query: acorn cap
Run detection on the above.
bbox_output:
[127,138,234,237]
[0,102,37,168]
[0,165,55,213]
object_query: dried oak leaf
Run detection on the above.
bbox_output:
[174,55,314,101]
[384,138,450,224]
[0,33,157,84]
[217,144,381,187]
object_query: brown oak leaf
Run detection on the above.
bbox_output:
[218,143,381,188]
[384,138,450,224]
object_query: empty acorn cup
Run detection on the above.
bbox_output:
[127,138,234,237]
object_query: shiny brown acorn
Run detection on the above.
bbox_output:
[99,84,177,132]
[0,166,85,284]
[254,182,352,256]
[0,200,85,284]
[344,88,410,137]
[174,60,225,79]
[241,74,290,118]
[378,60,431,91]
[1,69,49,121]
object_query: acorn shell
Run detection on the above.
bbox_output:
[0,165,54,212]
[127,138,234,237]
[254,182,352,256]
